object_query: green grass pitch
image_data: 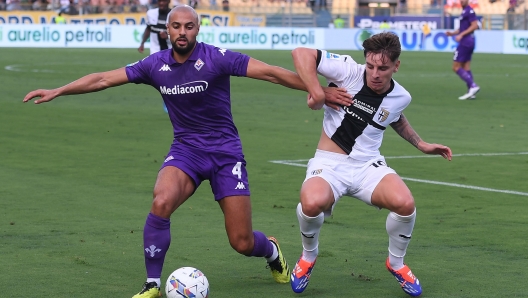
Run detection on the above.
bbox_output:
[1,48,528,297]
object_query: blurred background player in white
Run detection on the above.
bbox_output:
[446,0,480,100]
[138,0,172,112]
[290,32,452,297]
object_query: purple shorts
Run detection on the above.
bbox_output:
[453,44,475,62]
[160,141,250,200]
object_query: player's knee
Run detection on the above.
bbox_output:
[300,197,328,217]
[229,235,253,255]
[452,65,460,72]
[391,196,415,216]
[151,194,175,218]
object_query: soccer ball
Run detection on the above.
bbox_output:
[165,267,209,298]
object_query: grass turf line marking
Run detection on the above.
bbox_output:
[270,152,528,197]
[399,177,528,196]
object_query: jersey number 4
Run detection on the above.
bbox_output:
[232,162,242,179]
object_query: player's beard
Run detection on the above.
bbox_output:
[172,39,196,56]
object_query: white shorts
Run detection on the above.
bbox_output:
[304,149,397,216]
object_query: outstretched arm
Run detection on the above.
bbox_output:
[245,57,352,109]
[23,68,130,104]
[246,57,306,90]
[390,114,452,160]
[292,47,326,109]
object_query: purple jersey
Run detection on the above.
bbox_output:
[125,42,250,153]
[458,5,477,46]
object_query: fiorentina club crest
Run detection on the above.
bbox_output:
[194,59,204,71]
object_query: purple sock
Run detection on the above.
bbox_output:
[456,68,477,88]
[249,231,274,258]
[468,70,476,88]
[143,213,171,278]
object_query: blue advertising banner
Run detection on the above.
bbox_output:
[354,16,445,30]
[323,28,505,54]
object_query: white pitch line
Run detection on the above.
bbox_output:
[269,152,528,197]
[401,177,528,196]
[270,152,528,165]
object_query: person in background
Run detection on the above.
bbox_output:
[380,19,391,30]
[200,14,211,26]
[333,15,344,28]
[138,0,172,112]
[446,0,479,100]
[328,18,335,29]
[54,12,66,23]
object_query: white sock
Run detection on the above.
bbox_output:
[386,209,416,270]
[297,203,324,262]
[265,241,279,263]
[146,278,161,288]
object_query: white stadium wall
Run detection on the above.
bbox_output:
[0,24,526,55]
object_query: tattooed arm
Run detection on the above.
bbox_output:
[390,114,453,160]
[390,114,422,149]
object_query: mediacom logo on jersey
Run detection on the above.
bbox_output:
[159,81,208,95]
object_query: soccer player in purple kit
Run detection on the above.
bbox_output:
[23,5,352,298]
[446,0,480,100]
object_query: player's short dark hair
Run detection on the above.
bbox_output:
[363,32,401,62]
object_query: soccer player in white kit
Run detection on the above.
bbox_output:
[290,32,452,297]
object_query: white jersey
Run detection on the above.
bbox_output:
[146,8,172,54]
[316,50,412,161]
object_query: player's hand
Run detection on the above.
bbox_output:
[455,34,463,42]
[322,86,353,111]
[445,31,453,36]
[138,44,144,53]
[23,89,58,104]
[307,93,324,110]
[160,31,168,39]
[417,142,452,161]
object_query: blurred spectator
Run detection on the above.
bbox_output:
[0,0,5,10]
[328,19,335,28]
[122,0,139,12]
[209,0,215,9]
[138,0,148,11]
[6,0,22,10]
[222,0,228,11]
[308,0,314,11]
[333,15,344,28]
[318,0,326,10]
[59,0,69,10]
[54,12,66,23]
[200,15,211,26]
[78,0,91,13]
[380,19,390,29]
[62,0,79,14]
[398,0,407,13]
[189,0,197,8]
[507,0,517,11]
[90,0,101,13]
[32,0,49,10]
